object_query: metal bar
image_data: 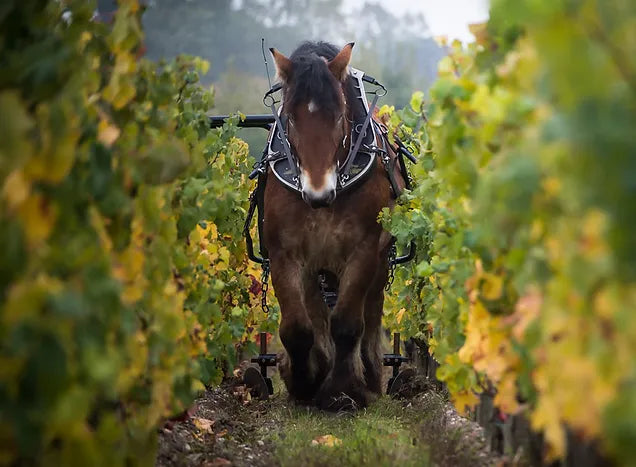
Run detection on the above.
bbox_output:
[243,193,265,264]
[209,114,274,129]
[396,138,417,163]
[260,332,267,355]
[393,241,416,265]
[393,333,401,378]
[260,332,268,377]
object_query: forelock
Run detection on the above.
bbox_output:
[283,42,348,118]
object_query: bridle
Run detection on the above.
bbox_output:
[259,67,386,197]
[284,101,351,170]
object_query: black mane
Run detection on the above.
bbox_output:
[284,41,359,118]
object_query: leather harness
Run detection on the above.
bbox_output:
[245,68,416,267]
[261,67,409,199]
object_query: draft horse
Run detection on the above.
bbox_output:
[263,41,405,410]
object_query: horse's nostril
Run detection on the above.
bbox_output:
[309,199,330,209]
[303,190,336,209]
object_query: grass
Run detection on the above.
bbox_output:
[262,395,431,467]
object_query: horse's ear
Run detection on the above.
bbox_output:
[328,42,354,81]
[270,48,292,83]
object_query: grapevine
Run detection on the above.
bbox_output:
[383,0,636,463]
[0,1,276,464]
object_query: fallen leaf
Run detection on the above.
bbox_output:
[193,417,215,434]
[202,458,232,467]
[163,403,197,429]
[311,434,342,447]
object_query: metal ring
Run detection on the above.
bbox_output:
[375,85,387,97]
[354,124,368,135]
[263,94,275,107]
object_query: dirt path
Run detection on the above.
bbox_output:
[156,371,500,467]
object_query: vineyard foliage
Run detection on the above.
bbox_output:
[383,0,636,463]
[0,0,275,464]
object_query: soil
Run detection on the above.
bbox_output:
[156,381,278,467]
[156,367,505,467]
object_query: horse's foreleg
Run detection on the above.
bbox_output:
[361,259,388,396]
[270,254,318,402]
[316,248,378,410]
[302,271,333,394]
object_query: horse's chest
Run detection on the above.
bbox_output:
[282,212,356,262]
[305,216,346,252]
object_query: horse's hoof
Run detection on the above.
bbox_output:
[318,392,359,413]
[316,385,370,412]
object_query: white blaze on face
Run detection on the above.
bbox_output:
[308,100,318,113]
[300,166,337,202]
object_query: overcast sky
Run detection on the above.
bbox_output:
[344,0,490,42]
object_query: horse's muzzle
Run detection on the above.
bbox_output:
[302,189,336,208]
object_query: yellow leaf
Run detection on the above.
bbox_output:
[579,209,608,260]
[89,207,113,253]
[481,273,503,301]
[0,91,34,165]
[195,223,210,238]
[530,385,565,461]
[529,219,544,241]
[191,380,206,393]
[542,176,561,197]
[17,193,57,247]
[311,434,342,447]
[25,102,80,183]
[593,287,614,320]
[193,417,215,434]
[396,308,406,324]
[434,35,449,47]
[98,119,121,147]
[468,22,489,45]
[2,274,63,327]
[494,372,521,414]
[452,390,479,415]
[511,289,542,340]
[2,169,30,210]
[113,218,147,305]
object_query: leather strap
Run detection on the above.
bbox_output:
[268,100,298,181]
[339,91,380,184]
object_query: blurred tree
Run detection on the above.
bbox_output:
[142,0,445,109]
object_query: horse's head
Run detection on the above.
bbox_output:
[270,42,354,208]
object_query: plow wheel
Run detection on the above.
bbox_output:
[243,366,273,400]
[387,367,416,396]
[243,332,276,400]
